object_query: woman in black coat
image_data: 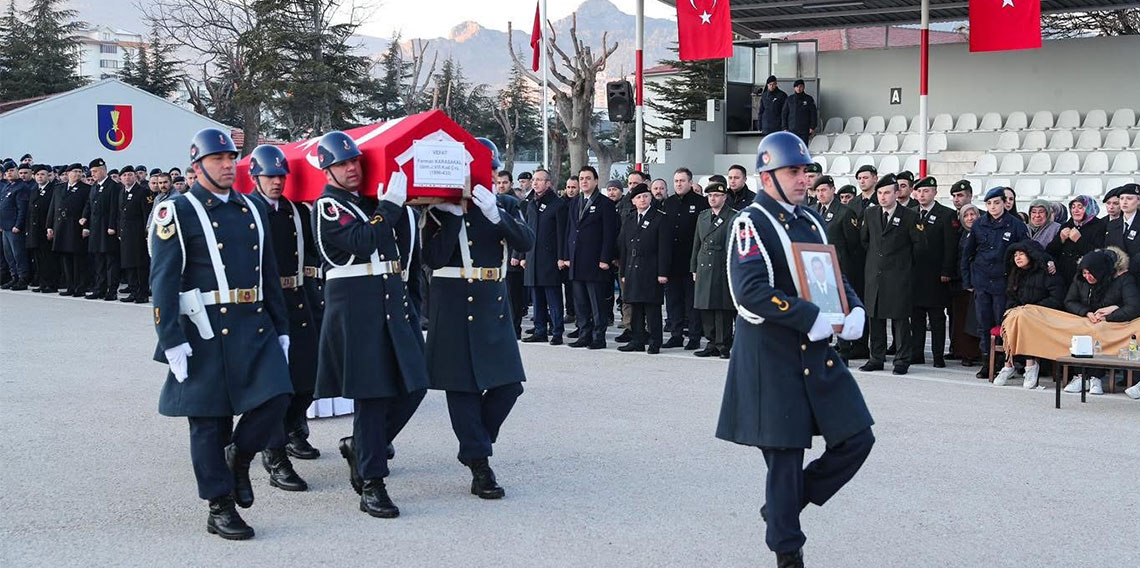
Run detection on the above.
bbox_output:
[1060,249,1140,395]
[992,240,1064,387]
[1048,195,1106,285]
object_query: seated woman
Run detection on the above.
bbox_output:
[993,241,1065,387]
[1026,199,1062,250]
[1062,249,1140,395]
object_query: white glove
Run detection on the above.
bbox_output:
[165,343,193,383]
[430,202,465,216]
[838,307,866,341]
[379,171,408,207]
[806,312,834,342]
[471,184,501,224]
[278,335,290,364]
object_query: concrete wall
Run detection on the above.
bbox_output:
[0,79,228,170]
[817,35,1140,123]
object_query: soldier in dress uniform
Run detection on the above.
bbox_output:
[80,158,121,300]
[150,128,293,540]
[616,183,671,354]
[497,170,527,338]
[108,169,120,185]
[690,181,737,358]
[848,165,878,218]
[1104,184,1139,275]
[311,130,428,518]
[836,184,855,206]
[519,168,567,344]
[47,164,91,296]
[812,176,861,363]
[565,165,618,349]
[0,162,31,289]
[717,132,873,568]
[662,168,708,350]
[244,144,320,492]
[118,165,152,302]
[910,176,958,367]
[802,162,822,208]
[27,165,59,292]
[421,137,535,499]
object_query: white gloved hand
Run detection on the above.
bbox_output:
[164,342,193,383]
[838,307,866,341]
[379,171,408,207]
[471,184,501,224]
[278,335,290,364]
[806,312,834,342]
[430,202,465,216]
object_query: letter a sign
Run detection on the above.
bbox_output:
[889,88,902,105]
[97,104,134,151]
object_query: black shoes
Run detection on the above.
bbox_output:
[859,361,884,372]
[777,549,805,568]
[615,330,633,343]
[387,443,395,460]
[647,345,660,354]
[84,291,103,300]
[568,338,590,348]
[103,294,117,301]
[207,495,254,540]
[892,364,910,376]
[9,279,27,291]
[521,334,547,343]
[933,358,946,368]
[339,436,363,495]
[684,338,701,350]
[360,479,400,518]
[120,295,136,302]
[617,343,645,352]
[587,341,606,350]
[719,351,730,359]
[549,335,563,346]
[976,367,991,380]
[286,431,320,460]
[694,346,720,358]
[466,458,505,500]
[224,443,256,509]
[567,329,580,339]
[662,336,685,349]
[262,448,308,492]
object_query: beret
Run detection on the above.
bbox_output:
[874,174,897,190]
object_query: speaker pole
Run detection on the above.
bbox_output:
[540,0,550,170]
[634,0,644,172]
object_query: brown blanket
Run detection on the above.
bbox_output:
[1002,305,1139,360]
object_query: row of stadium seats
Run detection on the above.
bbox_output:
[822,108,1139,136]
[961,176,1137,200]
[991,128,1140,152]
[973,150,1139,175]
[809,132,949,155]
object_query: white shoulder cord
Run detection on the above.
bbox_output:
[147,201,187,273]
[402,205,416,282]
[726,211,772,325]
[315,196,383,269]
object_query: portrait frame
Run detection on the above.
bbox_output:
[791,243,850,331]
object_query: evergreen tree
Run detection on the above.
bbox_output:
[144,24,181,98]
[133,45,152,92]
[645,43,725,142]
[118,48,146,90]
[422,57,497,138]
[361,34,409,122]
[0,0,37,100]
[23,0,85,95]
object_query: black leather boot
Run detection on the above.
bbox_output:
[338,436,363,495]
[387,443,395,460]
[206,495,255,540]
[776,549,804,568]
[360,478,399,518]
[467,458,505,499]
[262,448,308,492]
[224,443,256,508]
[285,430,320,460]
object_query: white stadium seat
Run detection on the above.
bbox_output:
[1048,130,1074,151]
[1109,108,1137,128]
[954,113,978,132]
[853,155,876,170]
[902,154,920,173]
[1081,151,1109,174]
[1014,178,1042,198]
[876,134,900,153]
[978,112,1003,131]
[809,135,830,153]
[1052,152,1080,174]
[929,133,948,153]
[1025,152,1052,174]
[900,134,921,153]
[832,176,853,188]
[1004,111,1028,131]
[986,177,1012,191]
[998,153,1024,174]
[886,115,908,133]
[1075,129,1102,150]
[908,115,926,132]
[852,134,875,153]
[1022,131,1047,151]
[815,156,828,173]
[1103,129,1130,150]
[1055,109,1080,130]
[994,132,1019,152]
[974,153,999,175]
[1135,132,1140,149]
[824,117,845,134]
[878,155,901,174]
[1074,178,1104,197]
[829,155,852,175]
[1082,109,1108,129]
[864,115,886,134]
[1028,110,1054,130]
[1110,151,1138,174]
[964,176,986,190]
[1107,177,1137,189]
[830,133,853,153]
[1043,178,1071,197]
[931,113,954,132]
[844,116,865,134]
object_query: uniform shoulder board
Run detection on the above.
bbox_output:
[153,200,177,227]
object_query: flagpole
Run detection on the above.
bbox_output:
[635,0,644,172]
[918,0,929,178]
[541,0,550,170]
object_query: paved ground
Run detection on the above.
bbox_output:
[1,290,1138,567]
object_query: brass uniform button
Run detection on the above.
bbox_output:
[826,360,834,368]
[216,243,224,250]
[468,316,474,322]
[257,327,264,333]
[301,322,308,327]
[297,304,304,309]
[220,307,228,314]
[256,307,262,313]
[221,328,229,335]
[801,344,807,351]
[212,221,219,228]
[253,244,258,250]
[249,223,256,229]
[467,296,474,302]
[242,207,249,213]
[803,369,810,376]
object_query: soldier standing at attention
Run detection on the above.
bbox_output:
[717,132,874,568]
[150,128,293,540]
[80,158,121,300]
[690,181,737,358]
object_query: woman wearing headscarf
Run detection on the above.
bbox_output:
[1026,199,1062,249]
[992,240,1064,388]
[1061,249,1140,395]
[1049,201,1069,226]
[1049,195,1106,285]
[951,204,983,367]
[1003,187,1028,224]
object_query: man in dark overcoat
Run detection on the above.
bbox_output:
[80,158,120,300]
[662,167,708,349]
[26,165,59,292]
[689,181,736,358]
[910,176,959,367]
[616,183,671,354]
[48,164,91,296]
[118,167,152,302]
[519,168,567,344]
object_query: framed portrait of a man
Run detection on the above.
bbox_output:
[791,243,849,330]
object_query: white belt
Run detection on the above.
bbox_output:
[432,266,503,282]
[200,287,262,305]
[326,260,402,281]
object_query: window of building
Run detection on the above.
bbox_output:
[100,43,117,54]
[99,59,119,69]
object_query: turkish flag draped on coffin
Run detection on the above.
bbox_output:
[676,0,734,61]
[969,0,1042,52]
[234,110,493,203]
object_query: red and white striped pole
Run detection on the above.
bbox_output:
[918,0,930,178]
[635,0,645,172]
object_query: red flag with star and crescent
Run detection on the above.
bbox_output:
[969,0,1041,52]
[677,0,733,61]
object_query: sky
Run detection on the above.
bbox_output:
[356,0,676,39]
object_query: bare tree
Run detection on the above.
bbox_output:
[402,38,437,115]
[507,13,618,172]
[491,98,520,173]
[590,120,632,184]
[1042,9,1140,38]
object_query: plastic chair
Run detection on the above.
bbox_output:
[1082,109,1108,129]
[902,154,920,173]
[1004,111,1028,131]
[878,155,901,174]
[974,153,999,175]
[1028,110,1054,130]
[876,134,900,153]
[844,116,865,134]
[1103,129,1130,150]
[954,113,978,132]
[809,135,830,154]
[1014,178,1042,198]
[994,132,1020,152]
[1052,152,1080,174]
[1109,108,1137,129]
[931,113,954,132]
[1055,110,1080,130]
[1074,178,1104,197]
[853,155,876,171]
[986,177,1012,191]
[978,112,1003,131]
[1042,178,1071,197]
[1075,129,1102,150]
[832,176,853,188]
[1107,177,1137,190]
[929,133,948,153]
[886,115,908,133]
[852,134,876,153]
[998,153,1025,174]
[1110,151,1138,174]
[864,116,886,134]
[1048,130,1074,151]
[900,134,921,153]
[829,133,853,153]
[823,117,845,134]
[1024,152,1052,175]
[829,155,852,175]
[908,115,928,133]
[1081,152,1109,174]
[814,156,828,173]
[1022,131,1047,151]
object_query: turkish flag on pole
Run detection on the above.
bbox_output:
[969,0,1042,52]
[530,3,542,71]
[677,0,734,61]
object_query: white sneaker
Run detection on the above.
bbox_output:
[993,366,1016,386]
[1125,383,1140,400]
[1063,375,1084,393]
[1089,377,1104,395]
[1022,364,1040,389]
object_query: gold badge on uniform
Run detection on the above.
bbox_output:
[916,223,925,231]
[369,214,384,225]
[157,223,176,240]
[771,296,790,311]
[153,308,161,324]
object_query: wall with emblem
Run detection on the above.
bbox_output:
[0,79,230,170]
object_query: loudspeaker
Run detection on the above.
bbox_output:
[606,80,634,123]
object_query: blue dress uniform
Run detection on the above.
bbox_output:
[716,133,874,564]
[421,187,535,497]
[960,190,1029,363]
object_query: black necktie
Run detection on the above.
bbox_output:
[921,209,929,221]
[638,212,644,225]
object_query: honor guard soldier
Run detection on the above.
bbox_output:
[690,181,737,358]
[150,128,294,540]
[119,166,152,302]
[662,167,708,350]
[421,137,535,499]
[311,131,428,518]
[617,182,671,353]
[1104,184,1139,275]
[910,176,959,367]
[717,132,874,568]
[47,164,91,296]
[27,165,60,292]
[80,158,121,300]
[245,144,320,492]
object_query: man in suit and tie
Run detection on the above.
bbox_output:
[807,256,844,315]
[564,166,618,350]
